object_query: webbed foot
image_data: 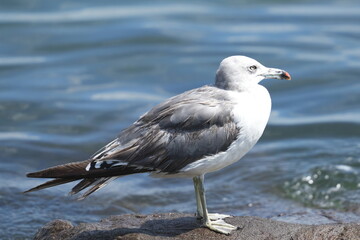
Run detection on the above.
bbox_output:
[204,218,238,235]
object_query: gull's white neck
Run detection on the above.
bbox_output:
[228,84,271,144]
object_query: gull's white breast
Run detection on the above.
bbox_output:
[177,85,272,177]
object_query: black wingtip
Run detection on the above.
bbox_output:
[23,178,78,194]
[26,172,38,178]
[23,188,36,194]
[23,189,30,194]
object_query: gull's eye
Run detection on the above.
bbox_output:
[248,65,257,72]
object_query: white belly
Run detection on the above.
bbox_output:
[171,85,272,177]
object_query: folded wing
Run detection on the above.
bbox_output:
[26,86,240,198]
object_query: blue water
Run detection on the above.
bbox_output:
[1,1,360,239]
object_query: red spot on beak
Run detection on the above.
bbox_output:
[282,71,291,80]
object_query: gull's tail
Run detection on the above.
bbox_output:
[26,159,92,179]
[24,159,108,199]
[24,159,151,199]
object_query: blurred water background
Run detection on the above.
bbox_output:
[1,0,360,239]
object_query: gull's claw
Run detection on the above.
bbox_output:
[204,218,238,235]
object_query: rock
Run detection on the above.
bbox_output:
[33,213,360,240]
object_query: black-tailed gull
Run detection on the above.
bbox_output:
[25,56,291,234]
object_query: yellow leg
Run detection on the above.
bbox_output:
[193,175,238,235]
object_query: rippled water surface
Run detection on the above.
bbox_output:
[1,0,360,239]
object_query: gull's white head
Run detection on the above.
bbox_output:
[215,56,291,91]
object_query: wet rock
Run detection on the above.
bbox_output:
[33,213,360,240]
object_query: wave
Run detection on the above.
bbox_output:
[0,4,209,23]
[0,56,46,66]
[265,121,360,140]
[91,91,166,102]
[270,111,360,125]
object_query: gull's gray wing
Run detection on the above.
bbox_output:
[25,85,241,198]
[88,85,240,174]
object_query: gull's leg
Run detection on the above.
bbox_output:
[193,176,230,220]
[197,174,238,235]
[193,176,203,219]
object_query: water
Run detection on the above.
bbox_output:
[1,0,360,239]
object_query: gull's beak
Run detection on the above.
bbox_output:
[261,68,291,80]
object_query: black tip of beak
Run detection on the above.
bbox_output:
[281,71,291,80]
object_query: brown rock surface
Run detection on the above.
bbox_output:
[33,213,360,240]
